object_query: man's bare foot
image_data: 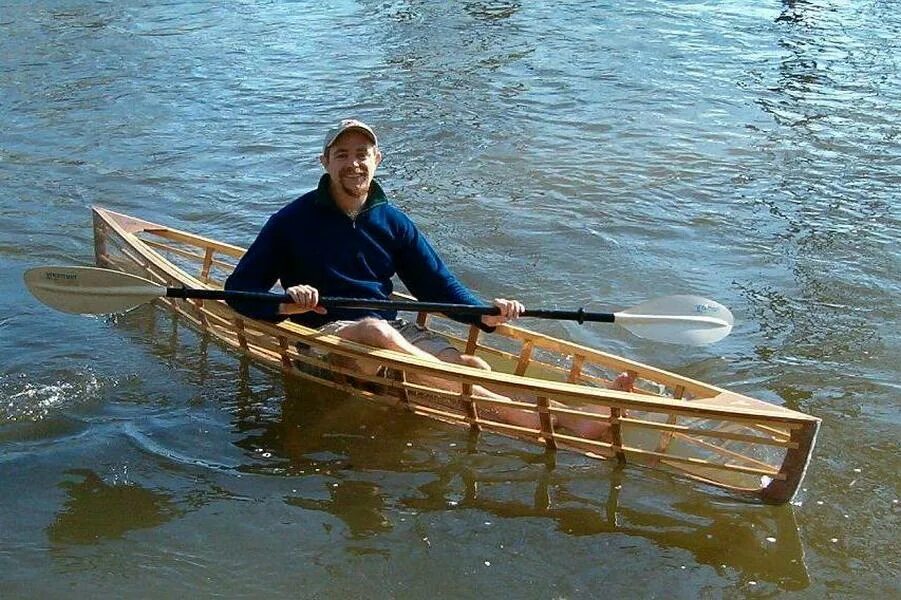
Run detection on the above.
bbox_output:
[557,371,639,441]
[609,370,637,392]
[564,411,613,441]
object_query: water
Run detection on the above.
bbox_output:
[1,1,898,597]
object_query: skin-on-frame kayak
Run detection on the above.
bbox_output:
[77,206,818,503]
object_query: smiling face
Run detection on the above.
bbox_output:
[320,129,382,205]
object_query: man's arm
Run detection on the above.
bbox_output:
[395,220,522,330]
[224,216,286,322]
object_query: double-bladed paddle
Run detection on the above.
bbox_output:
[24,266,734,345]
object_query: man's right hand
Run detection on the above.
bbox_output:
[279,284,328,315]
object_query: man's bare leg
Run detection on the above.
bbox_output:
[554,371,637,439]
[334,318,637,439]
[333,317,445,371]
[332,318,529,421]
[434,349,639,439]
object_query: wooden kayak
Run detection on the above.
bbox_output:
[91,206,819,504]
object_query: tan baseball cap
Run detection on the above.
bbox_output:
[322,119,378,154]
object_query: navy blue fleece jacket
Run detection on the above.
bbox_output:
[225,175,489,329]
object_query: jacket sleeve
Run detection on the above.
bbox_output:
[224,215,287,322]
[395,219,495,332]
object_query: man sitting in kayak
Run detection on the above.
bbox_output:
[225,119,633,435]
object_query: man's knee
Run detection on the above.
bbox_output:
[343,318,403,349]
[452,353,492,371]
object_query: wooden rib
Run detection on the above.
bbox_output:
[397,369,412,410]
[219,326,535,419]
[567,354,585,383]
[760,422,819,503]
[234,318,248,350]
[611,407,626,463]
[654,385,684,458]
[287,323,808,426]
[222,335,388,399]
[277,336,292,370]
[435,390,538,413]
[514,340,534,376]
[191,298,209,329]
[462,382,480,431]
[200,247,215,282]
[287,351,411,394]
[198,257,235,274]
[465,325,480,355]
[537,395,556,450]
[435,325,629,390]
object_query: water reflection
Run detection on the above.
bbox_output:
[231,377,429,540]
[400,461,810,589]
[285,480,392,539]
[231,377,811,588]
[47,469,180,545]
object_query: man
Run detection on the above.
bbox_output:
[225,118,522,370]
[226,119,632,432]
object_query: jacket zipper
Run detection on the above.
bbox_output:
[350,204,376,229]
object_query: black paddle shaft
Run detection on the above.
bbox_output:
[165,287,616,324]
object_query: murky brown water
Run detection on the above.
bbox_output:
[1,1,898,597]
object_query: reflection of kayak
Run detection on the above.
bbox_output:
[90,206,818,504]
[403,461,811,589]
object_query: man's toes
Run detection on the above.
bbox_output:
[610,370,637,392]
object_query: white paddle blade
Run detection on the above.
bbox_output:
[24,266,166,315]
[615,294,734,345]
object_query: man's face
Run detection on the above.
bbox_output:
[320,130,382,200]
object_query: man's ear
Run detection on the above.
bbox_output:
[374,149,383,167]
[320,153,328,169]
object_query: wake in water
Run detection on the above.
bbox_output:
[0,370,109,423]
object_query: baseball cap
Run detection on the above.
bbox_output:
[322,119,378,154]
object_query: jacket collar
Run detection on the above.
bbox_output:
[314,174,388,212]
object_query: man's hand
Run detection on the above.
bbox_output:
[280,284,328,315]
[481,297,525,327]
